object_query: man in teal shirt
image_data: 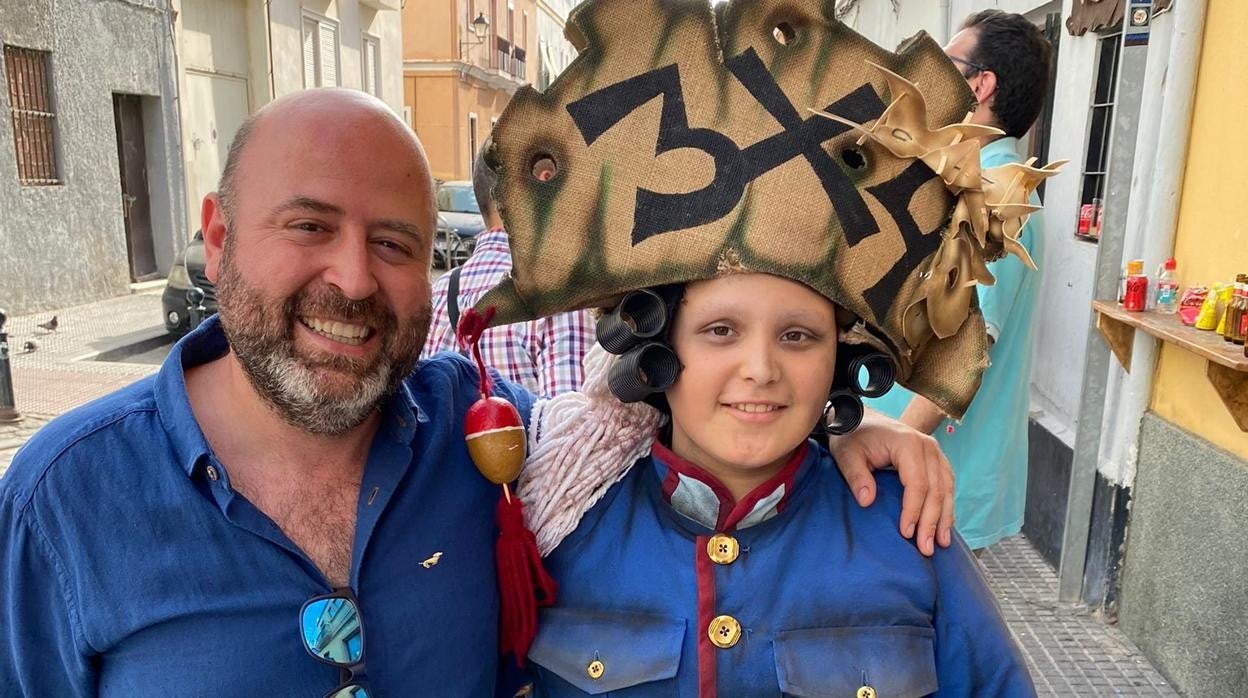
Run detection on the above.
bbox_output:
[868,10,1053,551]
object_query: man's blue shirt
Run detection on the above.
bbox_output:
[0,317,534,696]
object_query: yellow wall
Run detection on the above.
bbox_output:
[402,0,536,180]
[407,73,511,181]
[404,0,538,66]
[403,0,455,59]
[1150,0,1248,460]
[409,73,459,180]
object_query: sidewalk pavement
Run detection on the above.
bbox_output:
[0,289,1182,695]
[982,535,1179,696]
[1,288,166,473]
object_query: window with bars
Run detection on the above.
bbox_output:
[362,34,381,97]
[3,45,60,185]
[1077,28,1122,242]
[302,12,340,88]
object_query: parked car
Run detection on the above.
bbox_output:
[162,230,215,336]
[433,180,486,268]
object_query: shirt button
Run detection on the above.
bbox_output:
[706,533,739,565]
[857,686,877,698]
[586,659,605,680]
[205,465,219,481]
[707,614,741,649]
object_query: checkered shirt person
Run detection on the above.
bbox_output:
[422,228,596,397]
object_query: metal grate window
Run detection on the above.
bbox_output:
[1077,29,1122,242]
[3,45,60,185]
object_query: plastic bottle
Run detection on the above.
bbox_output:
[1225,276,1246,343]
[1154,258,1179,314]
[1234,279,1247,346]
[1239,278,1248,345]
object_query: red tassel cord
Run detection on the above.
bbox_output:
[458,306,558,666]
[496,490,558,664]
[456,307,497,398]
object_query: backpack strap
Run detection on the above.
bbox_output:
[447,265,465,351]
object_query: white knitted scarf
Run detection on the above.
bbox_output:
[518,343,664,556]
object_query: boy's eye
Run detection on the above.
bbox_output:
[709,326,733,336]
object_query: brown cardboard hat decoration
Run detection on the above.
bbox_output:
[476,0,1061,418]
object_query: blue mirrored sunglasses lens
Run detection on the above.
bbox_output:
[327,685,368,698]
[301,598,364,666]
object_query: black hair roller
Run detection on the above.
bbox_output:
[596,288,669,355]
[822,389,865,435]
[836,345,896,399]
[607,342,681,403]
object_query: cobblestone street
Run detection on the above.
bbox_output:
[0,289,1182,695]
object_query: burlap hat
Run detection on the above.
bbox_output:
[476,0,1060,418]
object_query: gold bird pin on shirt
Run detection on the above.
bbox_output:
[421,552,443,569]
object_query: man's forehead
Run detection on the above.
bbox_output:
[945,27,979,55]
[239,119,433,199]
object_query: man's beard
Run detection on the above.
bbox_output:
[214,244,431,436]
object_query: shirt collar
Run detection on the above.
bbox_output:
[651,439,812,532]
[153,315,426,478]
[153,315,227,477]
[474,227,510,252]
[980,136,1020,160]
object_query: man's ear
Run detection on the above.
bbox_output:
[201,193,228,283]
[974,70,998,110]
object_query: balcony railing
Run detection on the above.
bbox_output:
[512,47,527,80]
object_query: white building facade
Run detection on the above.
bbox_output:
[174,0,404,238]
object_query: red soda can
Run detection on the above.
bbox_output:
[1078,205,1094,237]
[1124,275,1149,312]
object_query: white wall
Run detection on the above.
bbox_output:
[838,1,944,49]
[1030,3,1100,444]
[262,1,402,115]
[174,0,405,235]
[535,0,576,89]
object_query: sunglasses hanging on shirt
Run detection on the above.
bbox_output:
[300,589,370,698]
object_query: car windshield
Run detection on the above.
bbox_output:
[438,185,480,214]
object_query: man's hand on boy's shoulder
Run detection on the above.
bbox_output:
[827,408,955,557]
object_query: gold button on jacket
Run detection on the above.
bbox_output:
[706,534,740,564]
[857,686,877,698]
[708,615,742,648]
[586,659,605,680]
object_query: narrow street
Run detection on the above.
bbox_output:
[0,287,1178,696]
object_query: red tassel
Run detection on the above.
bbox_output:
[495,489,557,666]
[460,307,554,664]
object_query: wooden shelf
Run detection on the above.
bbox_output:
[1092,300,1248,431]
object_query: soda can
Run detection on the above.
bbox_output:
[1078,204,1094,237]
[1124,275,1149,312]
